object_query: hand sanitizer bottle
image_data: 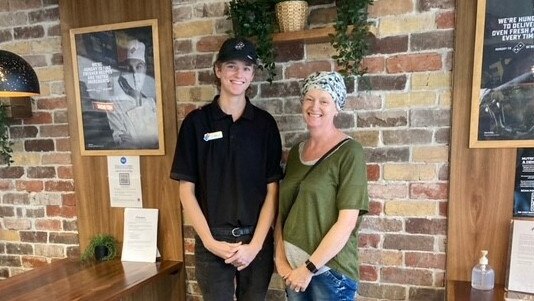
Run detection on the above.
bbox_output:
[471,250,495,290]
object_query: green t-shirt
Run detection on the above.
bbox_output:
[279,139,369,280]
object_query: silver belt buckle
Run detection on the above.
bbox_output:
[231,227,241,237]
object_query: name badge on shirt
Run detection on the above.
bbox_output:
[203,131,223,141]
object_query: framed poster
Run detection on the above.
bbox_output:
[69,19,165,156]
[470,0,534,148]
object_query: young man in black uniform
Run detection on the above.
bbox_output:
[170,37,283,300]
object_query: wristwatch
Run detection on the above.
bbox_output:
[305,259,318,273]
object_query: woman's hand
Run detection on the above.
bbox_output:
[284,265,313,293]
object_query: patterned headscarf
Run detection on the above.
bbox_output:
[300,71,347,111]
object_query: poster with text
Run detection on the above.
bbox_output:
[470,0,534,148]
[69,19,164,156]
[514,148,534,217]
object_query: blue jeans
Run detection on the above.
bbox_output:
[286,269,358,301]
[194,230,274,301]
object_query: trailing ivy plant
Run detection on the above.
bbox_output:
[331,0,374,77]
[227,0,277,83]
[0,103,13,166]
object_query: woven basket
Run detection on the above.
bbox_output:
[275,1,309,32]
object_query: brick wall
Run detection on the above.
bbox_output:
[173,0,453,300]
[0,0,78,279]
[0,0,454,300]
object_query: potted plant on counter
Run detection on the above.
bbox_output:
[81,234,119,262]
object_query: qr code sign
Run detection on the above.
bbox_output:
[119,173,130,185]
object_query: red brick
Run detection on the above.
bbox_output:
[61,193,76,206]
[35,219,61,231]
[410,183,448,199]
[176,103,198,121]
[15,180,44,192]
[175,71,196,86]
[405,252,446,269]
[21,256,48,269]
[14,25,45,40]
[44,180,74,192]
[27,166,55,178]
[437,11,455,29]
[386,53,442,73]
[363,56,385,74]
[381,267,433,286]
[0,180,13,190]
[55,138,71,152]
[24,139,55,152]
[359,233,381,248]
[36,96,67,110]
[19,231,47,243]
[49,232,78,244]
[370,35,409,54]
[285,61,331,79]
[368,200,383,215]
[276,42,305,63]
[367,164,380,181]
[360,264,378,281]
[406,218,447,235]
[383,234,434,251]
[361,75,407,91]
[196,35,227,53]
[0,167,24,179]
[9,126,38,139]
[57,166,73,179]
[25,112,53,125]
[46,205,77,218]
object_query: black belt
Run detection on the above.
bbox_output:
[211,226,255,237]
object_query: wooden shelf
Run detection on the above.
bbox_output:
[0,259,182,301]
[273,26,334,43]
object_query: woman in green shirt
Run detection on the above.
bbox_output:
[275,71,369,300]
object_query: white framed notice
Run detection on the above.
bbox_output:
[107,156,143,207]
[507,219,534,294]
[121,208,158,262]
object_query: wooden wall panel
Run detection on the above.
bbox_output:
[58,1,184,295]
[447,0,516,284]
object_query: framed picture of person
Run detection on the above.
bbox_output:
[469,0,534,148]
[69,19,165,156]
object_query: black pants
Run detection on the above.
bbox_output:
[194,230,274,301]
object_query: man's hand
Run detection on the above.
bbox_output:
[204,240,242,260]
[224,243,260,271]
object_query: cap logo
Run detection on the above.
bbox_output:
[235,41,245,50]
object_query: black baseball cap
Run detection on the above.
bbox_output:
[216,37,258,65]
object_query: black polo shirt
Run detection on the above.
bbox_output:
[170,96,283,228]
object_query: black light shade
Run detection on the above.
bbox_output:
[0,50,40,97]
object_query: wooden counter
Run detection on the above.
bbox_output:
[447,281,504,301]
[0,259,182,301]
